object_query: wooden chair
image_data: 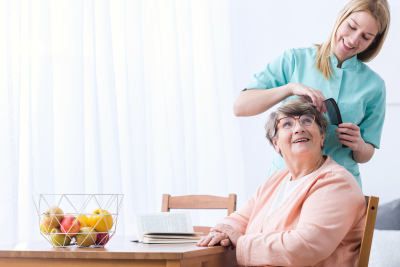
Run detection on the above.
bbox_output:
[162,194,237,235]
[357,196,379,267]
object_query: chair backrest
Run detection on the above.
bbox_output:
[161,194,237,235]
[357,196,379,267]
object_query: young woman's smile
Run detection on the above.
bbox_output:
[342,39,355,51]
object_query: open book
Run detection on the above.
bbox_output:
[133,211,203,243]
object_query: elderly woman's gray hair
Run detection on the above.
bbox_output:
[265,98,329,146]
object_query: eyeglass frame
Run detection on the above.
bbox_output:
[276,114,317,129]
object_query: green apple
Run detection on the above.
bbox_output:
[43,206,64,227]
[50,228,71,247]
[76,227,97,247]
[40,220,55,235]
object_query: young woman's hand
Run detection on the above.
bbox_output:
[210,224,243,248]
[336,122,375,163]
[289,83,327,113]
[196,231,231,247]
[336,123,364,151]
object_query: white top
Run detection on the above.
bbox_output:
[268,172,314,216]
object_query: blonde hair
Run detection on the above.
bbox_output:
[315,0,390,79]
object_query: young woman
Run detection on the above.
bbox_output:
[233,0,390,188]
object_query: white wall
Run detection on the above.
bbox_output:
[230,0,400,205]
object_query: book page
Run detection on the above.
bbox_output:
[142,237,199,244]
[133,211,194,241]
[143,235,202,240]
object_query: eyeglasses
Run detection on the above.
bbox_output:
[276,114,316,129]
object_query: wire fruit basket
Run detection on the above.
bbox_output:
[32,194,124,248]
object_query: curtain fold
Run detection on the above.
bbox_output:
[0,0,245,245]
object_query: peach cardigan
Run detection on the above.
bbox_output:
[218,156,366,267]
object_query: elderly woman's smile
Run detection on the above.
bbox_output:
[293,138,309,143]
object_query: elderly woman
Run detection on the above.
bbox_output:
[197,98,367,267]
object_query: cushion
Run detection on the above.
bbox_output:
[369,230,400,267]
[375,198,400,230]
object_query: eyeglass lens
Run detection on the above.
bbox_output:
[280,114,315,129]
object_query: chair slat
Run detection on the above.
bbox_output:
[228,194,237,216]
[357,196,379,267]
[162,193,237,234]
[168,195,230,209]
[161,194,170,212]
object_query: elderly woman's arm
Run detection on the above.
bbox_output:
[220,172,366,267]
[197,184,263,247]
[213,181,264,234]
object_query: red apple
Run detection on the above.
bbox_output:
[96,232,110,245]
[42,206,64,227]
[60,216,81,236]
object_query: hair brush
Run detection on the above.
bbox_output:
[323,98,347,148]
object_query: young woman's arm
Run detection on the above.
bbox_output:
[353,142,375,163]
[233,83,327,117]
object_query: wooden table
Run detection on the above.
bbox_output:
[0,236,238,267]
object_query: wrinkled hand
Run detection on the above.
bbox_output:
[196,230,231,247]
[335,123,365,151]
[210,224,243,248]
[289,83,327,114]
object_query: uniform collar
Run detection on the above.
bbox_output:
[330,53,358,69]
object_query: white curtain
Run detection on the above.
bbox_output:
[0,0,245,245]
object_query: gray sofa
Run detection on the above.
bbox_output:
[369,198,400,267]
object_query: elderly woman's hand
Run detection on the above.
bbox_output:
[210,224,243,248]
[196,230,231,247]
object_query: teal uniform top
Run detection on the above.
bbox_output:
[245,46,386,188]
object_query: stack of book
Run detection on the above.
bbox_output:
[132,211,203,244]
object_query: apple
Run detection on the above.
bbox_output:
[95,232,110,245]
[76,227,97,247]
[40,220,55,234]
[50,228,71,247]
[74,214,90,227]
[42,206,64,227]
[60,216,81,236]
[89,209,113,232]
